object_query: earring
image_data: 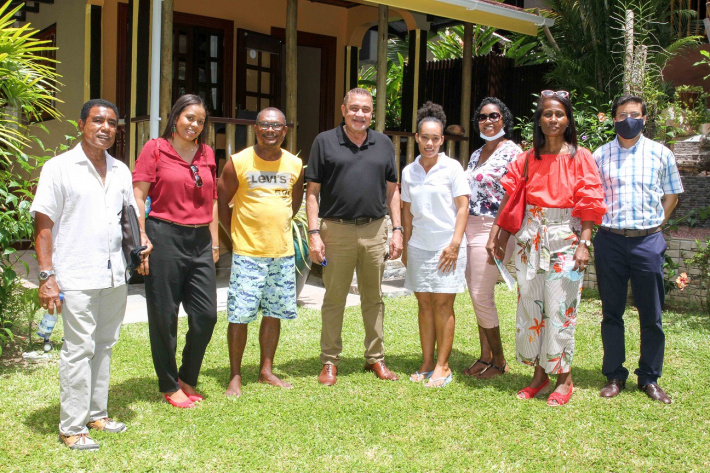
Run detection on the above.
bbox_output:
[171,125,176,137]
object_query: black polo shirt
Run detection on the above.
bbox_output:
[306,125,397,220]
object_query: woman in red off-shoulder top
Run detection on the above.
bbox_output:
[486,91,606,407]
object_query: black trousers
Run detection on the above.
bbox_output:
[145,217,217,393]
[593,229,666,386]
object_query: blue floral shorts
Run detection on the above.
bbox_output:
[227,254,297,324]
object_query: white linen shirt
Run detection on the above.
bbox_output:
[30,143,138,290]
[593,135,684,230]
[401,153,470,251]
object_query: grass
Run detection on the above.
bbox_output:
[1,286,709,472]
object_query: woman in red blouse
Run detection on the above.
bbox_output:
[486,91,606,406]
[133,95,219,408]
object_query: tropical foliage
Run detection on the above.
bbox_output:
[358,52,405,130]
[0,0,63,353]
[527,0,701,103]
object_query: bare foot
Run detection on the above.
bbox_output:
[258,372,293,389]
[462,359,491,376]
[225,374,242,397]
[165,389,191,404]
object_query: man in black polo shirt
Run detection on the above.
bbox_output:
[306,88,403,386]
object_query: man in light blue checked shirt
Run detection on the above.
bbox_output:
[592,94,683,405]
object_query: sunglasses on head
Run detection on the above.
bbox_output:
[541,90,570,99]
[476,112,502,123]
[190,164,203,188]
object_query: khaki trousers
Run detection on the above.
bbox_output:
[320,218,388,366]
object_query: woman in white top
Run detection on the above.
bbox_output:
[462,97,522,379]
[401,102,470,388]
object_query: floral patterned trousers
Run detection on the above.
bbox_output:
[514,205,583,374]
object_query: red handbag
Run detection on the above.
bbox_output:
[497,151,530,235]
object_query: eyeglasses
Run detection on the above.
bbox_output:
[190,164,203,188]
[616,111,643,119]
[541,90,570,99]
[476,112,502,123]
[257,121,285,131]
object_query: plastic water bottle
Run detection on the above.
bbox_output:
[37,293,64,351]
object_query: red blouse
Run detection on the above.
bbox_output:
[501,148,606,224]
[133,138,217,225]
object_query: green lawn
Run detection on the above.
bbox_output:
[2,286,709,472]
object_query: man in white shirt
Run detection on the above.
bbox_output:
[31,99,152,450]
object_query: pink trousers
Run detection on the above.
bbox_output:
[465,215,514,329]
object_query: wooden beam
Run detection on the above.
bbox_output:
[375,5,388,133]
[159,0,173,129]
[285,0,298,153]
[459,22,473,168]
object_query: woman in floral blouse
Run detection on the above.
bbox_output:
[486,91,606,406]
[462,97,522,379]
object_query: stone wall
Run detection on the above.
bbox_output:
[675,174,710,228]
[581,237,708,308]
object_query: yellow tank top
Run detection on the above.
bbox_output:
[230,147,303,257]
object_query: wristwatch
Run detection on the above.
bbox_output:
[38,269,55,281]
[579,239,591,248]
[392,226,404,233]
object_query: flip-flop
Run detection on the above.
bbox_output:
[463,359,491,376]
[475,361,508,379]
[409,371,434,382]
[425,372,453,388]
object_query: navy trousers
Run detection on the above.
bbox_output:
[593,229,666,386]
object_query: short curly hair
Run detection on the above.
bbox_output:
[416,101,446,133]
[474,97,514,139]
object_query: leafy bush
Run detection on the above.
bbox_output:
[515,93,615,152]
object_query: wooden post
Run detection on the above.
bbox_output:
[159,0,173,127]
[623,10,634,94]
[401,29,427,136]
[225,123,236,157]
[406,136,415,165]
[375,5,388,133]
[246,125,255,148]
[446,140,455,160]
[285,0,298,154]
[206,122,216,150]
[459,22,473,168]
[392,136,401,182]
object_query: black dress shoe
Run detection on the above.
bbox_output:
[639,383,672,404]
[600,378,626,398]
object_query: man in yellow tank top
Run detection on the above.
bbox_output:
[217,107,304,397]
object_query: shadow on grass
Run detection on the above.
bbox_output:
[23,375,158,435]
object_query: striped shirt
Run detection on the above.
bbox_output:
[593,135,683,230]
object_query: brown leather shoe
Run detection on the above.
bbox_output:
[640,383,672,404]
[364,361,399,381]
[600,378,626,398]
[318,364,337,386]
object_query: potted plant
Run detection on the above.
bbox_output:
[675,85,703,109]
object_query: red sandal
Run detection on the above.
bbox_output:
[547,383,574,407]
[517,378,550,399]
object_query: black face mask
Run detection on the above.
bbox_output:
[614,117,644,140]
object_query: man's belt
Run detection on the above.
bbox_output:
[324,217,382,225]
[599,225,662,237]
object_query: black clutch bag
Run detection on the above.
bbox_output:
[120,203,147,282]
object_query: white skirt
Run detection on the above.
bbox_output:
[404,244,467,293]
